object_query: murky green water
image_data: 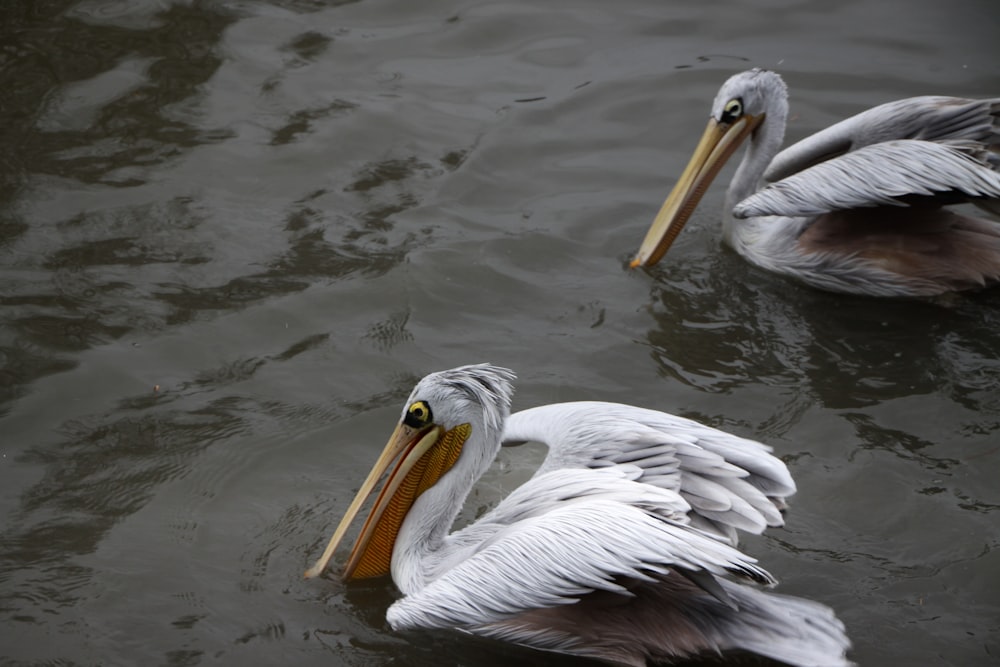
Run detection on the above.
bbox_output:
[2,0,999,665]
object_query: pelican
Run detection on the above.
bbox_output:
[631,68,1000,297]
[306,363,852,666]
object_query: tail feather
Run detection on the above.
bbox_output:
[717,579,853,667]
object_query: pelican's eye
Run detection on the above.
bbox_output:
[721,98,743,123]
[403,400,433,428]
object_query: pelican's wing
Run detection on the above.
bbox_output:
[387,471,774,632]
[442,466,692,563]
[476,465,692,525]
[503,402,795,545]
[735,140,1000,220]
[765,96,1000,182]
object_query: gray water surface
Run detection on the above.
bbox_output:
[2,0,999,665]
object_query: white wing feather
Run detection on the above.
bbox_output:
[474,465,692,525]
[387,474,774,631]
[735,140,1000,219]
[437,466,692,574]
[502,402,794,543]
[764,95,1000,182]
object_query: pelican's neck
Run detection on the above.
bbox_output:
[722,99,788,249]
[390,413,504,595]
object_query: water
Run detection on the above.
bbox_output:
[1,0,999,664]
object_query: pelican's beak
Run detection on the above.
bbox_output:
[630,113,764,268]
[304,420,470,580]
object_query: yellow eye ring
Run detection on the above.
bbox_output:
[404,400,433,428]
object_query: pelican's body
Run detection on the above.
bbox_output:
[632,68,1000,297]
[307,364,851,666]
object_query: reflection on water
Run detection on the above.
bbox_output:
[647,254,1000,418]
[2,0,999,665]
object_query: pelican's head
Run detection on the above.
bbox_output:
[304,364,516,580]
[630,68,787,268]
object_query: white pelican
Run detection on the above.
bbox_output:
[631,68,1000,297]
[306,363,852,666]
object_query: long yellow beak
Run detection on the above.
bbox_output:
[304,420,469,580]
[630,113,763,268]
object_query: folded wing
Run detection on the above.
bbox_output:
[764,95,1000,182]
[387,469,774,632]
[736,140,1000,219]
